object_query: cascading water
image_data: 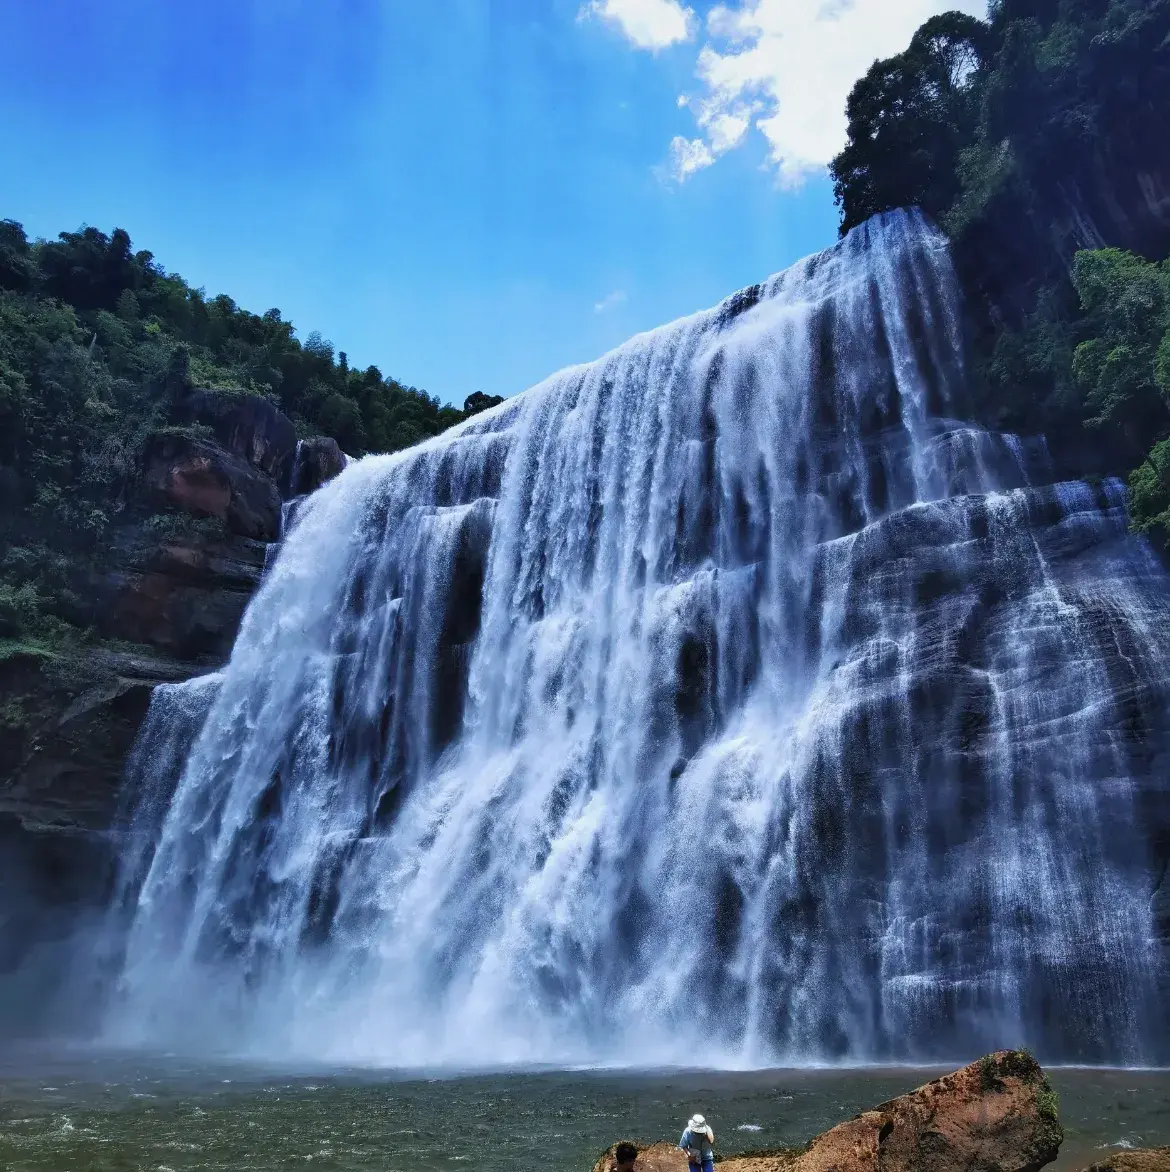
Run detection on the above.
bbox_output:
[106,210,1170,1066]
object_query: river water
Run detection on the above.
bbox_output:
[1,1053,1167,1171]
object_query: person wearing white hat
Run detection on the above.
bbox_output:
[679,1113,715,1171]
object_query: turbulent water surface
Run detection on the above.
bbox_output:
[103,209,1170,1066]
[1,1056,1169,1172]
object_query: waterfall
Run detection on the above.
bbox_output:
[106,210,1170,1066]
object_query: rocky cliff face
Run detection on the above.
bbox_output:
[0,388,345,1008]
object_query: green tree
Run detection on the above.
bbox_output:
[1129,439,1170,541]
[1071,249,1170,439]
[0,219,34,292]
[1070,247,1170,540]
[831,12,995,235]
[463,391,504,417]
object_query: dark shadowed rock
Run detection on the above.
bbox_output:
[142,433,282,541]
[292,435,347,496]
[1153,865,1170,953]
[593,1052,1061,1172]
[0,808,114,1033]
[0,648,203,835]
[63,524,268,661]
[175,388,298,488]
[0,645,210,950]
[0,646,211,1034]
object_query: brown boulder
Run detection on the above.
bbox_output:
[593,1052,1061,1172]
[727,1052,1059,1172]
[1083,1151,1170,1172]
[142,432,282,540]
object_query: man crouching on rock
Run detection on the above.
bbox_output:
[679,1113,715,1172]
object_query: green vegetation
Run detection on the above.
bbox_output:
[831,0,1170,544]
[1036,1076,1061,1122]
[0,217,504,651]
[1072,249,1170,535]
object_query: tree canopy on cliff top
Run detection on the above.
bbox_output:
[831,0,1170,542]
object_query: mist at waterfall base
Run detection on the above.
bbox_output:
[98,210,1170,1069]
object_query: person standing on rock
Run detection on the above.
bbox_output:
[679,1113,715,1172]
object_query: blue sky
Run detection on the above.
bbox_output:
[0,0,981,404]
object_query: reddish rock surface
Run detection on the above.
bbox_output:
[96,532,267,660]
[593,1052,1062,1172]
[142,433,282,541]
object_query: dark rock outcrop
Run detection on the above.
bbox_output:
[0,645,208,1010]
[1153,864,1170,954]
[5,411,347,831]
[73,527,268,661]
[2,409,345,812]
[291,435,347,496]
[142,432,283,541]
[173,388,298,488]
[1,357,354,1026]
[0,645,217,1011]
[0,648,201,836]
[593,1052,1062,1172]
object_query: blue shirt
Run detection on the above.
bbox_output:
[680,1127,714,1163]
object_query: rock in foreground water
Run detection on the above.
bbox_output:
[593,1051,1062,1172]
[1082,1150,1170,1172]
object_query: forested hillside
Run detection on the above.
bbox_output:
[0,220,502,848]
[0,219,501,652]
[831,0,1170,542]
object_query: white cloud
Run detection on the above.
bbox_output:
[594,289,629,313]
[668,135,716,180]
[665,0,987,184]
[582,0,695,51]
